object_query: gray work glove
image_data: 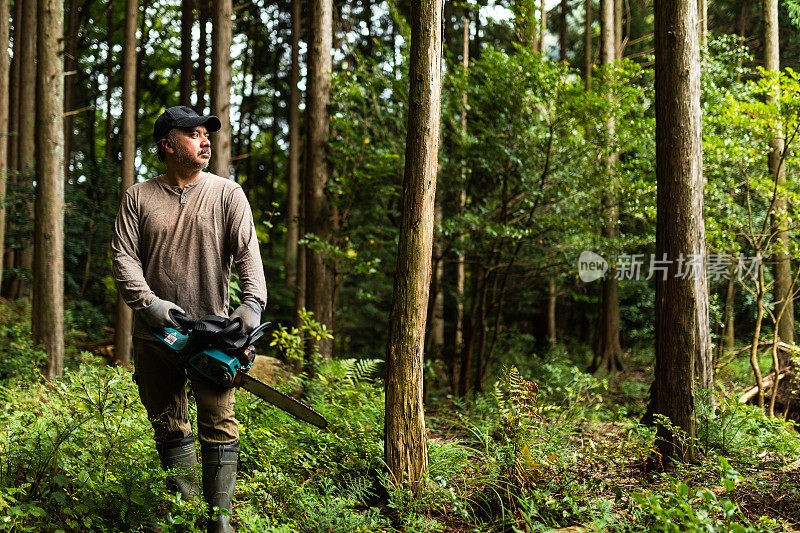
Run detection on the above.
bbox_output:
[230,298,262,335]
[141,298,185,329]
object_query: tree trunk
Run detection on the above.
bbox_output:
[210,0,232,178]
[304,0,334,360]
[698,0,707,49]
[539,0,546,53]
[560,0,568,61]
[113,0,137,368]
[63,0,78,182]
[595,0,623,373]
[180,0,194,106]
[33,0,65,379]
[652,0,708,465]
[614,0,623,60]
[11,0,36,300]
[196,0,209,112]
[385,0,441,488]
[455,13,469,363]
[548,278,557,347]
[764,0,793,349]
[285,0,302,294]
[584,0,592,90]
[0,0,9,292]
[7,0,19,174]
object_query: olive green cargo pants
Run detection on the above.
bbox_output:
[133,338,238,446]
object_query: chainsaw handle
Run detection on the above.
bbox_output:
[247,321,272,345]
[169,309,196,332]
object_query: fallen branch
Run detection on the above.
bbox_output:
[739,371,789,404]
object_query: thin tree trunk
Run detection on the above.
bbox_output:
[750,265,766,409]
[12,0,36,300]
[7,0,19,174]
[585,0,592,90]
[764,0,793,349]
[63,0,78,182]
[724,272,735,353]
[595,0,623,373]
[455,13,470,364]
[384,0,441,488]
[285,0,302,293]
[698,0,707,49]
[180,0,194,106]
[0,0,8,292]
[304,0,334,360]
[652,0,707,465]
[539,0,546,53]
[560,0,568,61]
[548,278,557,347]
[113,0,137,368]
[210,0,232,178]
[196,0,209,112]
[614,0,623,60]
[33,0,65,378]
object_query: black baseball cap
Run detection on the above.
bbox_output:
[153,106,221,143]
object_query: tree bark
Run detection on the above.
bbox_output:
[210,0,232,178]
[285,0,302,294]
[385,0,441,488]
[33,0,65,378]
[698,0,707,49]
[11,0,36,300]
[455,13,469,365]
[594,0,623,373]
[304,0,334,360]
[584,0,592,90]
[0,0,9,292]
[196,0,209,112]
[7,0,19,174]
[614,0,623,60]
[180,0,194,106]
[539,0,546,53]
[113,0,137,368]
[548,278,557,347]
[764,0,793,349]
[560,0,568,61]
[652,0,708,465]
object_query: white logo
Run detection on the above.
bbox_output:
[578,251,608,282]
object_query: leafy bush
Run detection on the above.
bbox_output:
[0,302,47,384]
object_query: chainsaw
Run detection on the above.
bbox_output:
[151,310,328,429]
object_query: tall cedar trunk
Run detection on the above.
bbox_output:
[584,0,592,90]
[180,0,194,106]
[459,266,483,395]
[614,0,622,60]
[652,0,709,465]
[63,0,78,182]
[12,0,36,300]
[764,0,793,349]
[285,0,301,293]
[196,0,209,112]
[3,0,21,289]
[0,0,9,291]
[113,0,137,367]
[559,0,568,61]
[210,0,232,177]
[304,0,334,360]
[33,0,65,378]
[539,0,546,53]
[425,202,444,353]
[384,0,441,487]
[454,13,469,377]
[595,0,623,373]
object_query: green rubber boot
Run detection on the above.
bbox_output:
[201,441,239,533]
[157,435,200,502]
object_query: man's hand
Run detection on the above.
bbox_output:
[230,299,262,335]
[141,298,185,329]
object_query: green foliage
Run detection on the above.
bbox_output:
[268,309,333,366]
[0,303,47,384]
[630,458,770,533]
[0,365,193,532]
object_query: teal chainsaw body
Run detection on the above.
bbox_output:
[151,312,328,429]
[156,326,254,387]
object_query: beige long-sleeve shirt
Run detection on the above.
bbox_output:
[112,172,268,339]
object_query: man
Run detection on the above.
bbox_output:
[112,106,267,533]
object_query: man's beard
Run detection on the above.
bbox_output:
[175,145,209,170]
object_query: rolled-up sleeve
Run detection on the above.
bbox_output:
[111,191,157,311]
[225,186,268,310]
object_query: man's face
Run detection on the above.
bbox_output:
[166,126,211,170]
